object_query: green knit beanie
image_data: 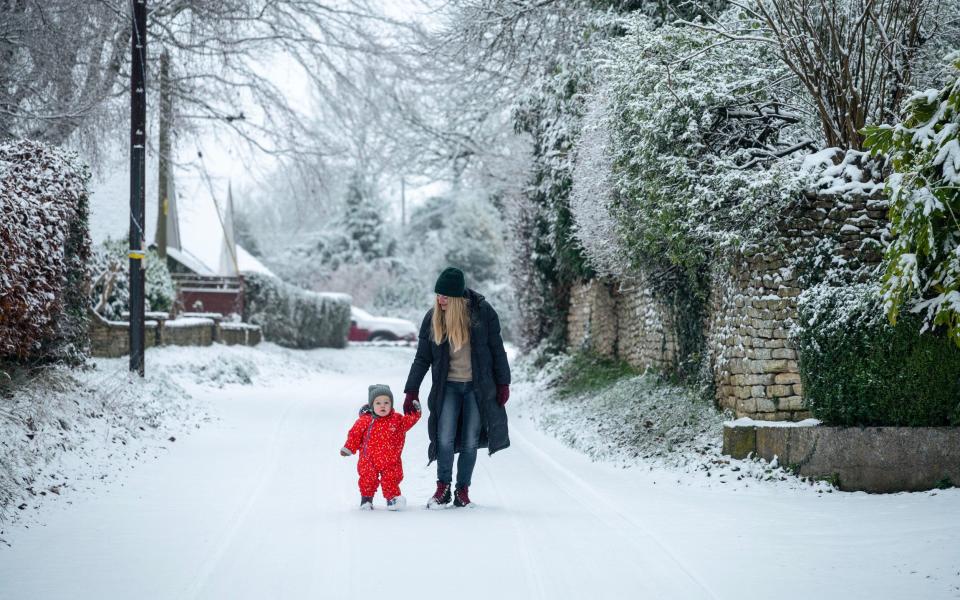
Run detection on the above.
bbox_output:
[368,384,393,409]
[434,267,466,297]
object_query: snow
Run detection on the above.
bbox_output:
[236,244,274,277]
[1,344,959,599]
[163,316,216,328]
[724,417,822,428]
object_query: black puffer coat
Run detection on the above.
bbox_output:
[403,288,511,463]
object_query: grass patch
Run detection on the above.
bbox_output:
[554,352,641,398]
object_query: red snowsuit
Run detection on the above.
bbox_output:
[344,409,420,499]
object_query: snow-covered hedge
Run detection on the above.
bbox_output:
[242,272,351,349]
[793,283,960,426]
[87,239,175,319]
[0,140,90,364]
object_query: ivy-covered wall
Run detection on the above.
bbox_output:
[568,180,891,421]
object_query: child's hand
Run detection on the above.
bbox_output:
[358,405,372,416]
[340,447,353,457]
[403,399,421,415]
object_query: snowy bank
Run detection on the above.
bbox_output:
[511,352,836,493]
[0,343,336,530]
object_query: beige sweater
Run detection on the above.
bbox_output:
[447,339,473,382]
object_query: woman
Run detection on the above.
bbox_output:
[403,267,511,509]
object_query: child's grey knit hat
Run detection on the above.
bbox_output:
[368,384,394,408]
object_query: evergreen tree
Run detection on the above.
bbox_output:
[342,174,391,261]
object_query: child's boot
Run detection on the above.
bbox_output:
[453,485,474,508]
[386,495,407,511]
[426,481,451,509]
[360,496,374,510]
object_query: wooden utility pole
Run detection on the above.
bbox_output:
[156,48,171,259]
[129,0,147,376]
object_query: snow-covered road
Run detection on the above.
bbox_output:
[1,345,958,599]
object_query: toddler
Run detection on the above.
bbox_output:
[340,384,420,510]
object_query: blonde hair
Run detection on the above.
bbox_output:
[432,296,470,352]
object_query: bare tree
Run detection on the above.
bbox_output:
[685,0,950,149]
[0,1,411,165]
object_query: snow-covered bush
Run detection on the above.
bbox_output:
[242,272,351,349]
[0,140,90,364]
[87,239,175,319]
[599,13,808,279]
[793,282,960,426]
[863,55,960,346]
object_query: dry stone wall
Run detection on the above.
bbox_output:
[567,188,888,421]
[566,276,677,373]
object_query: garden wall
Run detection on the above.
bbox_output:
[723,421,960,492]
[89,311,261,358]
[567,186,889,421]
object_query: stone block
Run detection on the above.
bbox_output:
[749,426,960,492]
[722,425,757,459]
[774,372,801,385]
[771,348,797,359]
[766,384,793,397]
[780,395,806,410]
[757,359,789,373]
[756,398,777,412]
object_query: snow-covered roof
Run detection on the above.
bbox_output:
[237,244,275,277]
[90,167,275,278]
[166,246,216,276]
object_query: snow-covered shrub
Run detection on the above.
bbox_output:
[793,282,960,426]
[0,140,90,364]
[569,88,630,278]
[87,239,175,319]
[863,55,960,346]
[599,12,808,279]
[242,272,351,349]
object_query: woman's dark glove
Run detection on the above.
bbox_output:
[403,391,419,414]
[496,384,510,407]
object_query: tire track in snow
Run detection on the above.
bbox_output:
[180,394,299,599]
[480,461,550,600]
[512,427,721,600]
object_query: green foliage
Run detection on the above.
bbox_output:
[863,54,960,346]
[794,283,960,426]
[554,351,641,397]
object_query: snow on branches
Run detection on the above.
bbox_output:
[864,54,960,345]
[582,12,810,279]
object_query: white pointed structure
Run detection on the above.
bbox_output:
[218,182,240,277]
[165,168,182,252]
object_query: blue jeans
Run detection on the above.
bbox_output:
[437,381,481,487]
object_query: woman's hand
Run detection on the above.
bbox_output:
[496,384,510,407]
[403,391,419,414]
